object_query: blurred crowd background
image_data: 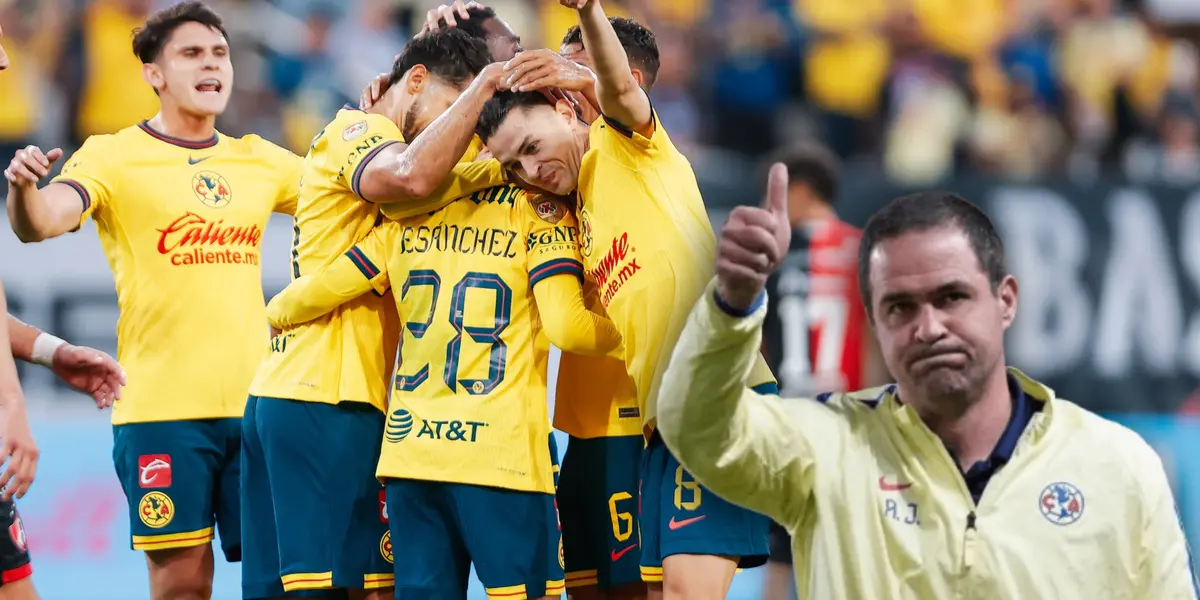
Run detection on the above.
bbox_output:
[2,0,1200,194]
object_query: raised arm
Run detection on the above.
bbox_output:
[5,145,89,242]
[568,0,652,136]
[267,222,396,328]
[357,63,508,205]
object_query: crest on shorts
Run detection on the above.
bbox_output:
[558,534,565,570]
[342,120,368,141]
[8,513,26,553]
[1039,482,1084,526]
[380,530,393,564]
[534,198,564,224]
[139,491,175,529]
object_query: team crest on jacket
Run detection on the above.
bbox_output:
[342,120,368,141]
[534,198,564,224]
[1039,482,1084,525]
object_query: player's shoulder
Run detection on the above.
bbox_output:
[76,126,139,155]
[328,106,401,142]
[1048,398,1158,462]
[223,132,295,159]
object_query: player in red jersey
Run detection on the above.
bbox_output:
[759,143,889,600]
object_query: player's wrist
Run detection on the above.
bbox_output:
[30,333,66,368]
[713,285,766,318]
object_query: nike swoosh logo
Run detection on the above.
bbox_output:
[188,156,213,165]
[878,476,912,492]
[611,544,637,561]
[667,515,706,530]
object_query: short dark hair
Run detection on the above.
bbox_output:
[773,142,840,204]
[438,6,498,40]
[476,91,554,142]
[132,1,228,64]
[561,18,660,85]
[857,192,1008,316]
[388,28,492,89]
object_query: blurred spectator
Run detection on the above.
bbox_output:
[69,0,160,141]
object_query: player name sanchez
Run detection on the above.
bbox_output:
[398,223,521,259]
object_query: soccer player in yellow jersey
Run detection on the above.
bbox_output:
[4,3,302,599]
[477,3,777,598]
[659,181,1198,599]
[263,183,620,600]
[242,28,517,599]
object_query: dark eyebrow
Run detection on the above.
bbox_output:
[879,281,971,307]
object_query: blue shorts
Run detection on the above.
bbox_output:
[241,396,392,598]
[385,478,565,600]
[557,435,643,590]
[638,431,769,582]
[112,417,241,560]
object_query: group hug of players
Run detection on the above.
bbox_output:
[0,1,874,599]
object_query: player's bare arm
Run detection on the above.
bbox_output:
[4,146,82,243]
[563,0,652,136]
[7,314,124,409]
[357,62,508,204]
[0,282,37,501]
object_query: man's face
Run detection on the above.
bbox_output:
[0,24,9,70]
[485,102,583,196]
[483,17,520,62]
[144,22,232,116]
[868,226,1017,409]
[396,69,469,142]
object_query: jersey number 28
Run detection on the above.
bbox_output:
[394,269,511,395]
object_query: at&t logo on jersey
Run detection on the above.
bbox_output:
[587,232,641,306]
[138,454,172,489]
[1039,482,1085,525]
[157,212,263,267]
[192,171,232,208]
[385,409,414,442]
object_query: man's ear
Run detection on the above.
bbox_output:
[406,64,428,94]
[631,68,645,89]
[554,99,577,121]
[142,62,165,93]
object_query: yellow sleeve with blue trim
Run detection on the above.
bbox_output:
[266,221,396,328]
[656,278,851,528]
[51,135,116,226]
[378,157,505,221]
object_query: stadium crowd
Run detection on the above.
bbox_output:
[2,0,1200,196]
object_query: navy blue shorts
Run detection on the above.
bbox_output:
[385,478,565,600]
[557,435,643,590]
[638,431,769,582]
[241,396,392,598]
[112,417,241,560]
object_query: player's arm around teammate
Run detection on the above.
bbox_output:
[265,223,396,329]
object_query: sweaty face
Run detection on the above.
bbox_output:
[485,102,584,196]
[868,227,1017,411]
[150,22,232,116]
[401,77,467,142]
[483,17,521,62]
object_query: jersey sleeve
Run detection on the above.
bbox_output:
[748,353,779,395]
[266,221,396,328]
[378,158,505,221]
[655,278,851,529]
[590,108,670,170]
[51,135,115,225]
[328,113,405,201]
[523,194,584,287]
[261,137,302,216]
[1132,438,1200,597]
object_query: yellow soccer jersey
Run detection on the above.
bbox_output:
[49,121,301,424]
[267,188,589,494]
[249,108,503,411]
[576,111,775,430]
[658,284,1200,600]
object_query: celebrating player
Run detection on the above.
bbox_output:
[4,2,303,598]
[264,175,621,600]
[241,29,508,599]
[757,143,889,599]
[658,175,1198,598]
[476,2,777,597]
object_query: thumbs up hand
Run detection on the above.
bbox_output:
[715,163,792,312]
